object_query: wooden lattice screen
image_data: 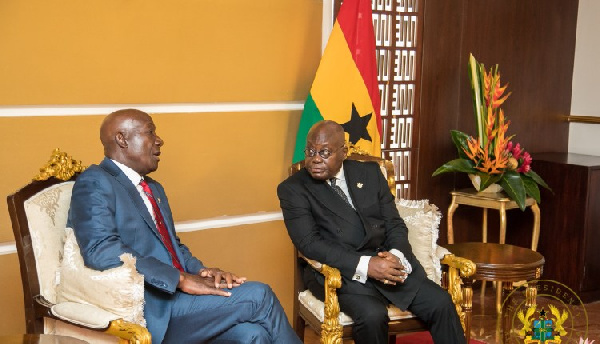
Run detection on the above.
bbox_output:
[334,0,423,198]
[373,0,422,199]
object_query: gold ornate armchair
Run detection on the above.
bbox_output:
[7,149,151,344]
[289,153,476,343]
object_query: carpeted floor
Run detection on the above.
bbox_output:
[396,331,485,343]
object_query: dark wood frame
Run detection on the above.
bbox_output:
[7,176,74,334]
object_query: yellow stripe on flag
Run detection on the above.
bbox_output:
[310,22,380,156]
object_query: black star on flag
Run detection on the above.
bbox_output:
[341,103,373,144]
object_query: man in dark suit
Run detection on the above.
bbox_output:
[68,109,301,344]
[277,120,465,344]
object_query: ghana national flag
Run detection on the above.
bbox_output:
[292,0,382,163]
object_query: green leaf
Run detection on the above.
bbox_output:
[450,130,471,159]
[499,171,527,210]
[522,175,541,203]
[475,172,503,190]
[525,170,552,192]
[432,159,476,176]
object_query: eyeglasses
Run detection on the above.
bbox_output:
[304,145,345,159]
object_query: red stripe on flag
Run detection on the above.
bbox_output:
[337,0,382,137]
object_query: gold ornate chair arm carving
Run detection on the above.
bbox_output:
[299,254,343,344]
[441,254,476,278]
[441,254,476,333]
[106,319,152,344]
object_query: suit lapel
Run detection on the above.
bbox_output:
[344,160,381,250]
[344,160,368,210]
[99,158,161,240]
[302,168,360,225]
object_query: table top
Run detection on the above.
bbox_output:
[450,188,537,209]
[444,242,544,282]
[0,334,88,344]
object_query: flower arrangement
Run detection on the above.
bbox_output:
[433,54,550,210]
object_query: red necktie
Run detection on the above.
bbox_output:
[140,180,184,272]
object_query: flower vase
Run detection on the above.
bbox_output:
[468,174,503,193]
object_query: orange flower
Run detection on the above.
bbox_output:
[484,68,511,109]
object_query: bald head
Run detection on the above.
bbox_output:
[304,120,348,180]
[306,120,346,145]
[100,108,164,175]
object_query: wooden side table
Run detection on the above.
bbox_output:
[443,243,544,341]
[447,188,541,251]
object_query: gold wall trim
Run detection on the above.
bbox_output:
[0,102,304,117]
[564,115,600,124]
[0,211,284,256]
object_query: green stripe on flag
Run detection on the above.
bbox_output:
[292,93,324,163]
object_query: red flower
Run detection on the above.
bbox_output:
[511,143,522,160]
[517,151,532,173]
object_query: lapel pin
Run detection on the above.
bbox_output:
[357,183,363,189]
[157,197,161,203]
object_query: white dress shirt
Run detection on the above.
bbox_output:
[111,159,156,224]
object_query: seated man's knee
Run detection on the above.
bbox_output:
[353,304,389,328]
[431,289,456,315]
[238,281,276,307]
[213,323,270,344]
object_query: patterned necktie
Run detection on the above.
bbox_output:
[330,177,352,206]
[139,180,184,272]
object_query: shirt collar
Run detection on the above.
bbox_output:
[332,165,346,183]
[111,159,144,186]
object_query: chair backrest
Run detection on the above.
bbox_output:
[7,149,85,333]
[290,152,397,197]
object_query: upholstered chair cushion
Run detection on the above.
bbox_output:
[396,199,448,285]
[23,181,75,304]
[298,290,414,325]
[56,228,146,327]
[298,199,447,324]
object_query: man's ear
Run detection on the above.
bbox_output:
[115,132,128,148]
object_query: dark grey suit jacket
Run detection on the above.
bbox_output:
[277,159,426,310]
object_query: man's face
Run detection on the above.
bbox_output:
[122,114,164,176]
[304,127,347,181]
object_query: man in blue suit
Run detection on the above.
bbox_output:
[68,108,301,344]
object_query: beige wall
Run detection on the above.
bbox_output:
[569,0,600,155]
[0,0,322,335]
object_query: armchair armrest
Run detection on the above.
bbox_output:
[34,295,151,344]
[440,253,476,333]
[298,253,343,342]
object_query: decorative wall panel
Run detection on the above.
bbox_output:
[372,0,422,198]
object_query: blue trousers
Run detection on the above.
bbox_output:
[162,281,301,344]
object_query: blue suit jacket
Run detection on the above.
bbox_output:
[67,158,204,343]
